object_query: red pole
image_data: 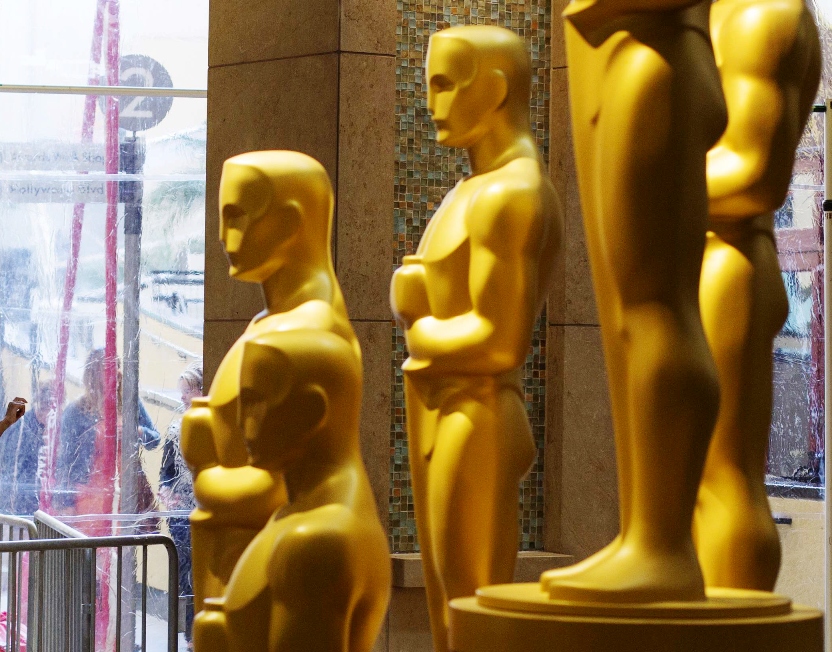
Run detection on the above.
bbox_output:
[41,0,108,513]
[103,0,121,521]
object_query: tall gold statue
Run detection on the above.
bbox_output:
[542,0,728,603]
[182,152,386,640]
[184,152,304,612]
[390,26,562,652]
[190,151,390,652]
[694,0,820,591]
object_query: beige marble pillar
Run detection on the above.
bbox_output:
[544,1,620,561]
[204,0,396,553]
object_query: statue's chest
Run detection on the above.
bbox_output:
[418,182,478,262]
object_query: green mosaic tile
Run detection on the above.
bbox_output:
[391,0,551,553]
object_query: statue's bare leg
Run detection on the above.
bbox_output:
[543,24,634,592]
[695,225,787,590]
[547,18,723,602]
[404,377,447,652]
[427,387,534,634]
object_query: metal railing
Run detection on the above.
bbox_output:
[0,512,178,652]
[33,512,90,652]
[0,515,37,652]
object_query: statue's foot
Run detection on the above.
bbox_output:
[540,536,622,590]
[545,541,705,603]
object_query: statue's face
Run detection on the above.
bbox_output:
[238,384,273,467]
[237,344,324,471]
[238,368,295,470]
[219,163,295,282]
[427,37,492,148]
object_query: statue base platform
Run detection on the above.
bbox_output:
[448,584,823,652]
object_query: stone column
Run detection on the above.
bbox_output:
[545,1,619,561]
[203,0,396,561]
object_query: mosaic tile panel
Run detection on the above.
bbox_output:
[391,0,551,553]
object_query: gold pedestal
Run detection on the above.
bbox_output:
[448,584,822,652]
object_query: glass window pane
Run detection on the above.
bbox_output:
[0,0,208,89]
[769,110,825,610]
[0,4,206,647]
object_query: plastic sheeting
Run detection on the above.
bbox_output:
[770,113,825,486]
[0,4,205,648]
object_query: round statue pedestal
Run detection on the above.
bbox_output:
[448,584,823,652]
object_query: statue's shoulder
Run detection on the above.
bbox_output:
[477,157,550,201]
[468,157,554,244]
[209,303,341,403]
[245,301,346,341]
[714,0,805,56]
[267,505,358,595]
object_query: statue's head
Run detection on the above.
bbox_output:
[426,25,531,148]
[237,331,361,471]
[219,151,333,282]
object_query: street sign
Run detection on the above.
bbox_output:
[101,54,174,132]
[0,179,106,203]
[0,142,105,172]
[0,142,107,203]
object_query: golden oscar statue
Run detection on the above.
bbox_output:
[186,151,390,652]
[390,25,563,652]
[446,3,823,651]
[694,0,820,592]
[538,0,728,604]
